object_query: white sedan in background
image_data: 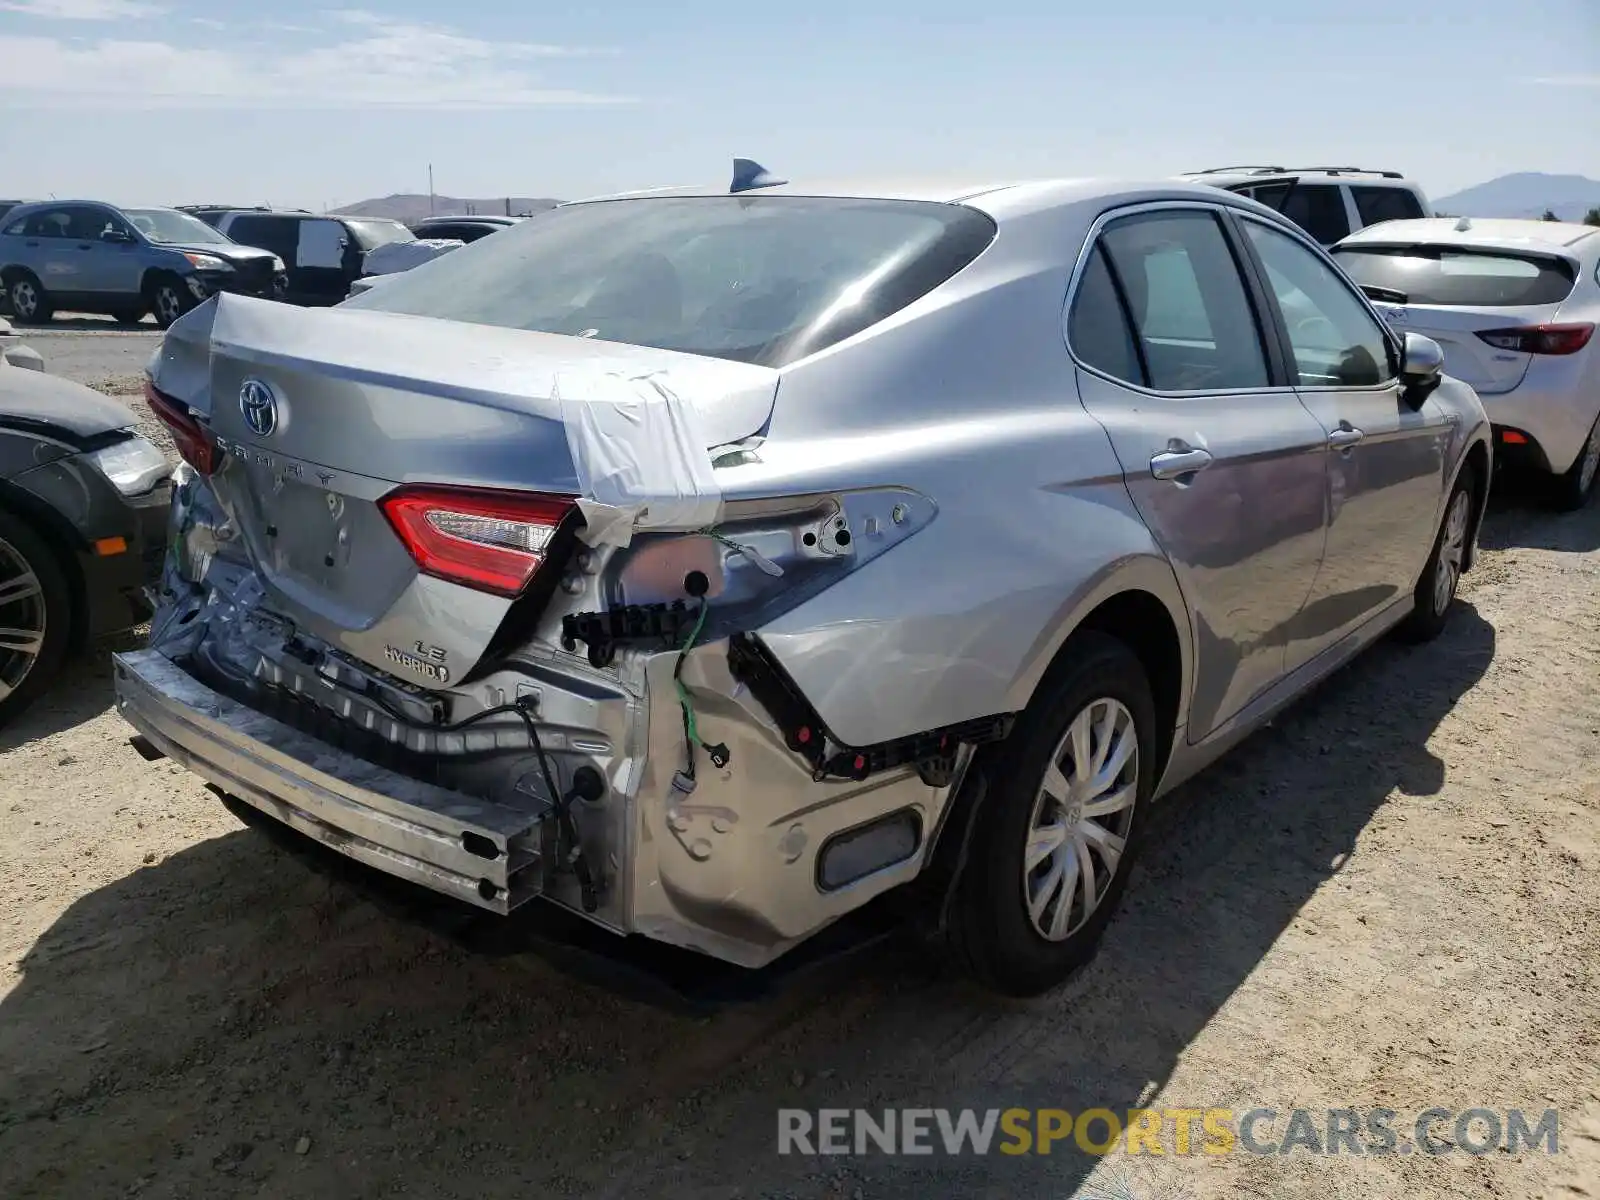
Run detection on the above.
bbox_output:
[1332,217,1600,509]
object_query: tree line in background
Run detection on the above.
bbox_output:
[1542,207,1600,225]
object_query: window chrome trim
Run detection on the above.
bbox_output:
[1062,198,1299,399]
[1231,209,1404,396]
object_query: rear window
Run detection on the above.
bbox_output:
[1331,245,1578,306]
[344,196,997,367]
[343,219,415,250]
[1350,185,1425,226]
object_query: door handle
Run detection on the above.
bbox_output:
[1150,444,1215,480]
[1328,424,1365,450]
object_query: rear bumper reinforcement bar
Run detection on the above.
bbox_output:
[112,649,547,914]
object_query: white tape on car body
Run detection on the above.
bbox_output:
[557,369,724,548]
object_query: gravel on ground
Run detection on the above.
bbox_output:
[0,335,1595,1200]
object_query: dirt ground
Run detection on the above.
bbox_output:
[1,344,1597,1199]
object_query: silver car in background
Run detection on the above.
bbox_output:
[113,173,1491,995]
[1334,217,1600,509]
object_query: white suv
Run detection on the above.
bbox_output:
[1179,166,1432,246]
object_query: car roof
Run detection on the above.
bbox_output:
[563,177,1274,222]
[1338,217,1600,254]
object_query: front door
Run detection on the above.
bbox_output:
[1068,205,1330,740]
[1236,217,1453,670]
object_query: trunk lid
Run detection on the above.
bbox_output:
[153,294,778,683]
[1370,301,1564,395]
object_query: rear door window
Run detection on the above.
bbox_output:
[1331,245,1579,306]
[1253,183,1351,244]
[1350,186,1425,227]
[1067,244,1144,385]
[1095,209,1270,391]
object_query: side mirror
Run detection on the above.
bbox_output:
[101,229,133,244]
[1399,331,1444,408]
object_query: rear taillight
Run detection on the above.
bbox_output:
[144,380,218,475]
[380,485,575,597]
[1475,323,1595,356]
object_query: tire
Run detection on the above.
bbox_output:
[7,273,53,325]
[1396,468,1476,644]
[149,277,195,329]
[0,509,72,728]
[1550,412,1600,513]
[943,632,1156,996]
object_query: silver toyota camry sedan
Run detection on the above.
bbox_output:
[114,167,1491,996]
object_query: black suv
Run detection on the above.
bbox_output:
[212,210,417,306]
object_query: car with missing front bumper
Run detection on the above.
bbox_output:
[114,167,1491,995]
[1,363,171,724]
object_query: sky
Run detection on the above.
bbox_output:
[0,0,1596,211]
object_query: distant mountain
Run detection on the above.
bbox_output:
[1432,173,1600,222]
[334,193,562,222]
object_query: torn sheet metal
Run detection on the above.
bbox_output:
[556,370,723,548]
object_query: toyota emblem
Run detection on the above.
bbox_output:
[238,378,278,437]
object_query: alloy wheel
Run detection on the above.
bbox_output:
[1022,697,1139,942]
[155,286,183,326]
[10,280,37,320]
[1433,490,1470,616]
[0,535,47,703]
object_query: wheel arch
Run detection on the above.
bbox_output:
[916,559,1192,926]
[0,480,89,651]
[1455,434,1491,573]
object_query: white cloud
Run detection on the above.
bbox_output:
[189,16,223,30]
[0,15,632,108]
[1522,75,1600,87]
[0,0,162,17]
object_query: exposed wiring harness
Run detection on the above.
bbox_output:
[670,594,730,797]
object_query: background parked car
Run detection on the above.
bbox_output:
[213,209,416,306]
[1334,216,1600,509]
[408,215,524,243]
[0,201,285,328]
[1181,166,1432,246]
[0,361,171,724]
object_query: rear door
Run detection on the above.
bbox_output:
[293,218,352,303]
[1068,203,1331,740]
[17,206,82,296]
[1333,242,1579,395]
[1239,216,1452,668]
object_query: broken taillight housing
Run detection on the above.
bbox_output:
[379,485,576,597]
[144,380,218,475]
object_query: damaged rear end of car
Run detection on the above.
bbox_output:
[113,189,1005,967]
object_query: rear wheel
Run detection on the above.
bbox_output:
[943,633,1155,996]
[0,510,71,727]
[1397,470,1475,643]
[1551,413,1600,512]
[7,274,52,325]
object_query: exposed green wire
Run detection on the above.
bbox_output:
[674,599,711,755]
